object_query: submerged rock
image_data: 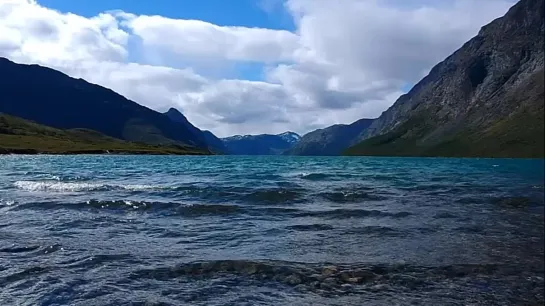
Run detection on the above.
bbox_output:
[322,266,338,276]
[285,274,302,286]
[495,197,531,208]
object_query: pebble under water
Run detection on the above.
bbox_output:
[0,155,543,306]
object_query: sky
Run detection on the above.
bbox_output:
[0,0,515,137]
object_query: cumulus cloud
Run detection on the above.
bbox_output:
[120,13,300,63]
[0,0,514,137]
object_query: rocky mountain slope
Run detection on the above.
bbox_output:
[286,119,374,156]
[164,108,227,153]
[222,132,301,155]
[0,58,208,149]
[346,0,544,158]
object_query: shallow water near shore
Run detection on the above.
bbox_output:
[0,155,543,305]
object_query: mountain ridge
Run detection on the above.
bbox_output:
[345,0,544,158]
[285,119,375,156]
[0,57,208,150]
[222,132,301,155]
[0,113,209,155]
[163,108,227,154]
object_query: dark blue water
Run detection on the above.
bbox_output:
[0,155,543,305]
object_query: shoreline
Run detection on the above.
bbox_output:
[0,148,211,156]
[1,149,542,159]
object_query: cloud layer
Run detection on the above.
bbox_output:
[0,0,514,137]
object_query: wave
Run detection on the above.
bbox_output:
[13,181,309,204]
[318,191,386,203]
[299,173,331,181]
[298,209,411,219]
[294,172,360,181]
[286,224,334,231]
[0,199,16,206]
[50,175,92,182]
[0,245,40,253]
[13,199,411,221]
[344,226,407,237]
[13,181,168,192]
[14,200,244,217]
[243,188,305,204]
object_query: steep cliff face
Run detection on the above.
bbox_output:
[347,0,544,158]
[286,119,374,156]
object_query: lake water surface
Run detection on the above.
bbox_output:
[0,155,543,305]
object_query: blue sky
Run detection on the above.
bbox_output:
[38,0,294,30]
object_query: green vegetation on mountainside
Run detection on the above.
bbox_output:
[0,114,209,155]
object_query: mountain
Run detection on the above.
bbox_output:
[202,130,229,154]
[278,132,302,145]
[163,108,227,153]
[0,58,207,149]
[285,119,374,156]
[222,132,301,155]
[0,113,208,155]
[346,0,544,158]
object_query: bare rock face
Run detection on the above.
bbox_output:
[347,0,544,158]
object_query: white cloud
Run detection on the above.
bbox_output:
[271,0,515,110]
[119,12,300,63]
[0,0,515,137]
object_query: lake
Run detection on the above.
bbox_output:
[0,155,543,305]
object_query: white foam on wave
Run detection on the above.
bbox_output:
[0,199,16,206]
[283,172,310,178]
[122,184,161,191]
[13,181,164,192]
[14,181,107,192]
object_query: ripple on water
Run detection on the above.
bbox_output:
[318,190,387,203]
[1,156,543,305]
[286,224,334,232]
[11,200,413,221]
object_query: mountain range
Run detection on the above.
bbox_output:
[0,0,542,158]
[285,119,374,156]
[222,132,301,155]
[285,0,543,158]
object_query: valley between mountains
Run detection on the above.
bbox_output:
[1,0,543,158]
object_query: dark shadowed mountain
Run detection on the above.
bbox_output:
[202,130,228,154]
[0,113,208,155]
[0,58,207,149]
[222,132,301,155]
[163,108,227,153]
[285,119,375,156]
[346,0,544,158]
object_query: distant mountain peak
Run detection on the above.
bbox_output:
[278,131,301,143]
[221,131,301,155]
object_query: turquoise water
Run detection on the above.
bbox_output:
[0,155,543,305]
